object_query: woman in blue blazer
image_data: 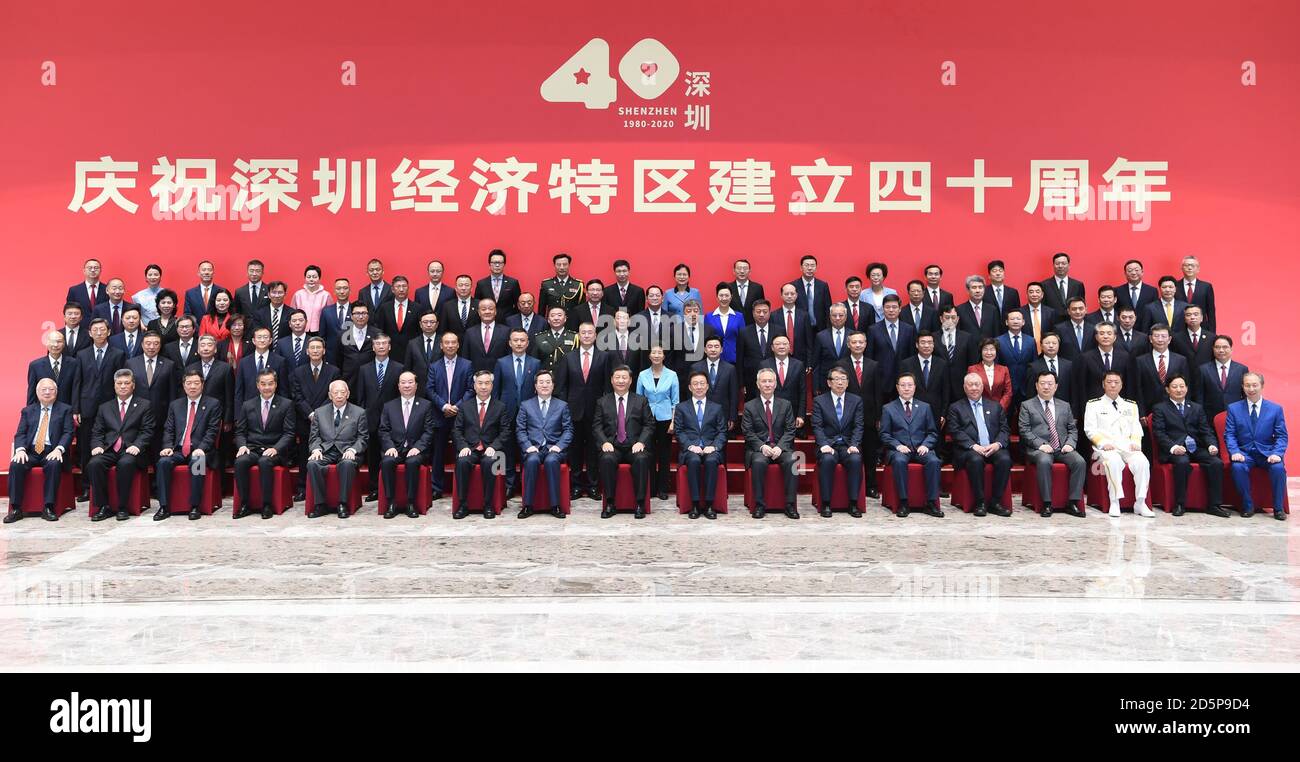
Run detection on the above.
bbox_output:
[636,346,680,499]
[703,282,746,364]
[662,263,703,316]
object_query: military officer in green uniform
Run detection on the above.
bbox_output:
[538,252,584,316]
[531,305,578,372]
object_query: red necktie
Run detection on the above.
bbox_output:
[482,323,492,348]
[1157,354,1167,383]
[396,302,405,331]
[851,302,858,325]
[591,305,599,325]
[777,360,786,386]
[88,284,97,308]
[854,359,862,386]
[973,303,981,323]
[1186,282,1194,301]
[113,400,126,451]
[1220,365,1227,389]
[785,311,795,350]
[581,351,591,381]
[181,400,196,456]
[477,401,486,449]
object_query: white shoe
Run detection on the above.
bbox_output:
[1135,503,1156,518]
[1108,502,1121,518]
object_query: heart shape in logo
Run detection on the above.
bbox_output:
[640,62,658,77]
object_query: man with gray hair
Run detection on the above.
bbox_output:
[957,275,997,339]
[306,379,367,519]
[6,378,74,522]
[87,369,155,521]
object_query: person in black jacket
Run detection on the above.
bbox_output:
[355,334,404,502]
[86,370,155,521]
[592,365,656,519]
[451,371,512,519]
[153,369,222,521]
[1151,375,1227,517]
[233,368,296,519]
[555,323,608,499]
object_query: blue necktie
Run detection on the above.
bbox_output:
[257,355,264,374]
[834,330,842,355]
[515,357,523,389]
[889,323,896,349]
[835,396,843,423]
[377,361,385,387]
[696,400,705,443]
[1179,403,1196,451]
[922,358,930,386]
[709,362,717,385]
[1251,404,1259,427]
[973,401,990,446]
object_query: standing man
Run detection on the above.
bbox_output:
[1053,297,1093,361]
[789,254,832,330]
[1115,259,1157,315]
[556,323,607,500]
[737,298,781,398]
[92,278,134,335]
[901,280,938,335]
[356,334,404,502]
[67,258,107,316]
[868,295,915,394]
[319,277,353,359]
[1018,283,1057,352]
[956,275,999,338]
[233,259,270,316]
[1142,276,1185,334]
[235,327,286,412]
[1040,251,1086,314]
[493,329,540,496]
[506,292,545,338]
[414,259,454,314]
[464,298,511,372]
[880,373,942,517]
[605,259,645,317]
[437,275,479,338]
[358,258,392,315]
[922,264,954,311]
[1224,373,1288,520]
[184,260,223,318]
[337,302,377,387]
[253,281,290,345]
[531,306,577,372]
[760,335,806,432]
[1175,255,1217,333]
[984,260,1021,331]
[1152,375,1227,517]
[74,319,125,499]
[28,330,80,408]
[403,311,442,398]
[289,337,338,500]
[1084,371,1155,517]
[538,252,583,316]
[1196,335,1248,419]
[475,248,522,317]
[375,275,427,362]
[837,331,881,498]
[427,332,472,500]
[153,369,221,521]
[727,258,765,324]
[306,380,367,519]
[1132,324,1188,418]
[811,303,852,391]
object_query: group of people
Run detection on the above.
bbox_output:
[5,250,1289,524]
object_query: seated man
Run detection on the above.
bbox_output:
[880,373,942,517]
[515,369,572,519]
[674,370,727,519]
[1152,375,1227,517]
[378,371,435,519]
[233,369,296,519]
[452,370,511,520]
[1018,370,1086,517]
[5,378,74,523]
[946,372,1013,517]
[741,368,799,519]
[153,369,222,521]
[593,365,654,519]
[1224,372,1288,520]
[87,370,156,521]
[810,366,865,518]
[1084,370,1154,517]
[306,380,367,519]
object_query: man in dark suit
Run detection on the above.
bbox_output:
[591,366,655,518]
[403,312,442,399]
[811,303,852,391]
[691,337,739,430]
[67,258,108,317]
[355,334,404,501]
[898,332,951,423]
[760,335,806,430]
[774,284,814,366]
[235,327,287,413]
[880,373,942,516]
[1040,252,1086,314]
[74,320,126,496]
[306,380,367,519]
[604,259,645,317]
[996,312,1038,411]
[1019,371,1087,517]
[289,337,337,499]
[811,367,865,518]
[61,302,93,357]
[107,306,144,359]
[674,372,727,519]
[742,368,799,518]
[935,305,979,393]
[956,276,999,338]
[567,280,617,332]
[5,379,74,522]
[126,333,177,455]
[841,276,876,333]
[374,276,428,363]
[1175,255,1217,333]
[1053,298,1094,361]
[86,370,155,521]
[922,264,955,312]
[318,279,353,360]
[437,275,479,338]
[493,330,540,495]
[427,332,473,498]
[233,367,296,519]
[1169,305,1214,388]
[737,299,783,398]
[153,369,222,521]
[983,260,1021,333]
[358,258,392,315]
[555,324,607,499]
[183,261,223,319]
[463,299,511,372]
[1085,285,1120,327]
[28,331,80,407]
[727,259,765,324]
[1018,283,1057,351]
[1152,375,1227,517]
[1196,335,1249,419]
[252,281,290,345]
[1132,325,1188,418]
[273,311,311,375]
[671,302,716,393]
[947,372,1013,516]
[1142,276,1185,334]
[790,254,833,330]
[1073,322,1133,414]
[899,280,939,335]
[163,316,200,369]
[1026,333,1076,413]
[473,248,522,317]
[515,370,573,518]
[413,260,454,315]
[868,296,915,395]
[232,259,270,316]
[1115,308,1150,358]
[337,303,378,387]
[451,371,511,519]
[91,279,135,335]
[377,371,435,518]
[837,332,882,497]
[1115,259,1158,316]
[505,292,545,338]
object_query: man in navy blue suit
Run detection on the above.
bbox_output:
[789,254,832,330]
[774,283,814,366]
[1115,259,1158,315]
[1197,335,1249,419]
[996,311,1038,413]
[1224,372,1288,520]
[427,332,473,498]
[493,329,540,495]
[183,260,223,319]
[153,369,222,521]
[107,306,144,359]
[378,371,435,518]
[956,276,999,339]
[505,292,546,338]
[5,379,74,522]
[880,373,942,517]
[67,258,108,317]
[235,327,286,413]
[811,303,851,392]
[358,258,393,315]
[319,278,353,360]
[869,295,915,398]
[91,278,135,335]
[515,369,573,518]
[413,260,454,314]
[811,366,865,518]
[275,310,312,372]
[946,372,1013,517]
[674,371,727,519]
[691,336,739,430]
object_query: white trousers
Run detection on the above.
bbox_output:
[1095,448,1149,502]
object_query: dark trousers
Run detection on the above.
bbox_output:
[522,450,564,507]
[954,447,1012,506]
[681,450,722,505]
[155,451,213,509]
[454,449,504,508]
[305,452,359,508]
[380,452,427,508]
[817,446,863,507]
[651,419,672,493]
[429,425,451,491]
[1027,449,1086,504]
[569,419,598,489]
[365,424,382,491]
[887,449,941,502]
[748,450,797,509]
[7,451,63,509]
[233,448,285,508]
[1165,450,1224,507]
[598,443,650,504]
[861,424,880,491]
[1231,453,1287,511]
[76,413,97,481]
[86,449,143,509]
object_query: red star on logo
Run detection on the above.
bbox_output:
[573,68,591,85]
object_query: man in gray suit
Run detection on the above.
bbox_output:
[1018,370,1087,517]
[306,379,367,519]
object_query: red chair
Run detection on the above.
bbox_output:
[16,466,76,517]
[1020,461,1069,512]
[232,465,295,514]
[948,464,1014,512]
[810,463,867,512]
[610,463,652,514]
[879,462,929,513]
[1085,467,1137,510]
[1143,417,1210,511]
[675,464,729,513]
[303,466,363,513]
[1214,412,1290,514]
[164,464,222,515]
[528,463,572,514]
[85,467,148,515]
[376,464,433,515]
[742,464,792,515]
[451,471,506,513]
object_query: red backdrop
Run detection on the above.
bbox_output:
[2,1,1297,461]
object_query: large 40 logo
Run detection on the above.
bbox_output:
[540,38,680,110]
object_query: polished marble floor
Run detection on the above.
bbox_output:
[2,483,1297,671]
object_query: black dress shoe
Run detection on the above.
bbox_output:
[42,506,58,522]
[78,488,90,503]
[431,491,443,502]
[453,506,469,519]
[1242,509,1255,518]
[292,489,306,502]
[600,505,615,518]
[988,504,1011,517]
[1040,505,1053,517]
[517,507,534,519]
[784,506,800,519]
[308,505,327,519]
[570,487,583,501]
[1064,505,1087,518]
[866,488,880,499]
[551,506,565,518]
[1206,506,1231,518]
[153,506,170,521]
[587,486,600,500]
[688,507,700,519]
[364,491,378,503]
[925,502,944,518]
[337,504,350,519]
[656,491,669,501]
[704,506,717,520]
[406,505,419,518]
[483,507,496,519]
[3,508,22,523]
[1275,510,1288,521]
[383,506,399,519]
[634,507,645,519]
[896,504,910,518]
[234,504,252,519]
[752,507,766,519]
[262,505,275,519]
[1171,504,1185,516]
[116,510,129,521]
[847,505,862,518]
[188,507,202,521]
[973,504,987,517]
[91,506,113,522]
[818,506,833,518]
